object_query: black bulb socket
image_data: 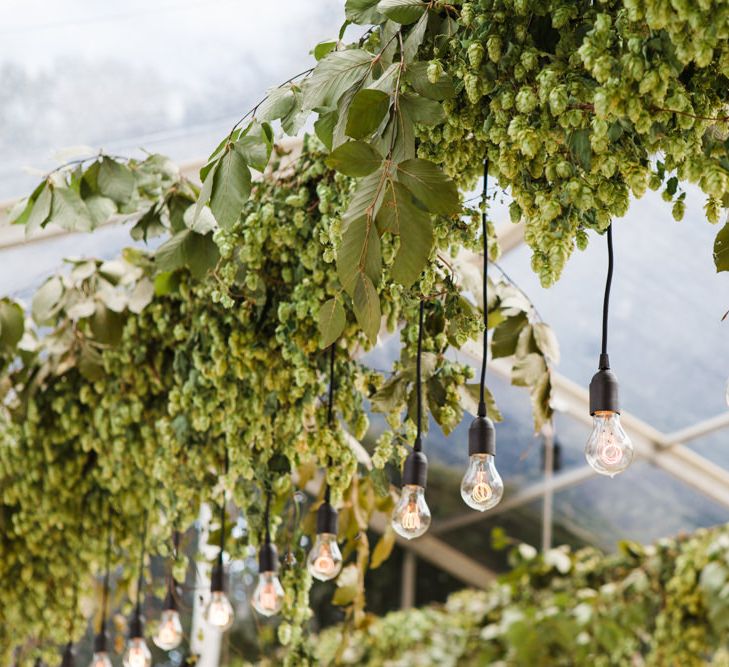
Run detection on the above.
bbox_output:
[316,501,339,535]
[589,354,620,415]
[128,612,145,639]
[210,561,226,593]
[163,582,179,611]
[402,448,428,489]
[468,414,496,457]
[93,631,109,654]
[60,643,76,667]
[258,541,279,574]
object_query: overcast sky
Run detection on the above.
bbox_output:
[0,0,347,198]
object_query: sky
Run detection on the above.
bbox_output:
[0,0,347,198]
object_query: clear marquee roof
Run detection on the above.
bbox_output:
[3,0,729,654]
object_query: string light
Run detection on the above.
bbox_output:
[252,489,285,617]
[307,344,343,581]
[89,512,113,667]
[585,225,634,477]
[204,454,235,631]
[461,158,504,512]
[122,512,152,667]
[153,531,183,650]
[392,300,432,540]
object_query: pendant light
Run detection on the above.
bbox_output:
[153,530,183,650]
[461,158,504,511]
[307,344,343,581]
[89,515,113,667]
[252,489,285,617]
[585,224,634,476]
[122,513,152,667]
[204,454,235,631]
[391,300,432,540]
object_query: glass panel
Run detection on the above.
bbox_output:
[0,0,347,199]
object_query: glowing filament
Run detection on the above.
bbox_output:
[471,472,493,503]
[259,583,279,611]
[401,501,421,531]
[313,544,336,576]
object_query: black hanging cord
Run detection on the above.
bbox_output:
[324,343,336,504]
[600,224,614,367]
[478,158,489,417]
[133,511,149,623]
[414,300,425,452]
[99,510,113,635]
[264,487,272,544]
[218,450,229,567]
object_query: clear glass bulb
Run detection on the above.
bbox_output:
[251,571,285,617]
[89,653,112,667]
[585,410,634,477]
[122,638,152,667]
[460,453,504,511]
[307,533,343,581]
[153,609,184,650]
[204,590,235,630]
[391,484,431,540]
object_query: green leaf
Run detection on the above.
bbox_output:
[370,526,396,569]
[396,159,460,214]
[0,300,24,351]
[343,169,388,227]
[404,62,455,100]
[193,160,218,227]
[155,230,220,279]
[332,585,358,606]
[89,304,124,346]
[352,273,381,343]
[370,375,407,412]
[318,298,346,348]
[85,195,117,228]
[315,110,338,151]
[24,185,52,237]
[568,129,592,172]
[234,123,272,171]
[210,146,251,229]
[257,86,297,123]
[377,0,426,24]
[32,277,64,325]
[533,322,560,364]
[511,353,548,388]
[381,181,433,287]
[314,40,338,61]
[714,221,729,272]
[345,0,381,24]
[303,48,373,109]
[460,383,502,421]
[345,89,391,139]
[49,187,93,231]
[491,312,528,358]
[326,140,383,177]
[400,93,445,126]
[403,10,428,61]
[97,158,136,204]
[337,216,382,295]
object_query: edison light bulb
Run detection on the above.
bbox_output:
[585,410,633,476]
[252,571,285,617]
[153,608,184,650]
[307,533,343,581]
[89,653,112,667]
[391,484,431,539]
[204,590,234,630]
[122,638,152,667]
[461,453,504,511]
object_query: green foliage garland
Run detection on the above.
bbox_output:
[312,524,729,666]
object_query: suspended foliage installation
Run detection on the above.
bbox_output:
[1,0,728,663]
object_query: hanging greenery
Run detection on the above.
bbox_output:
[1,0,728,662]
[310,524,729,666]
